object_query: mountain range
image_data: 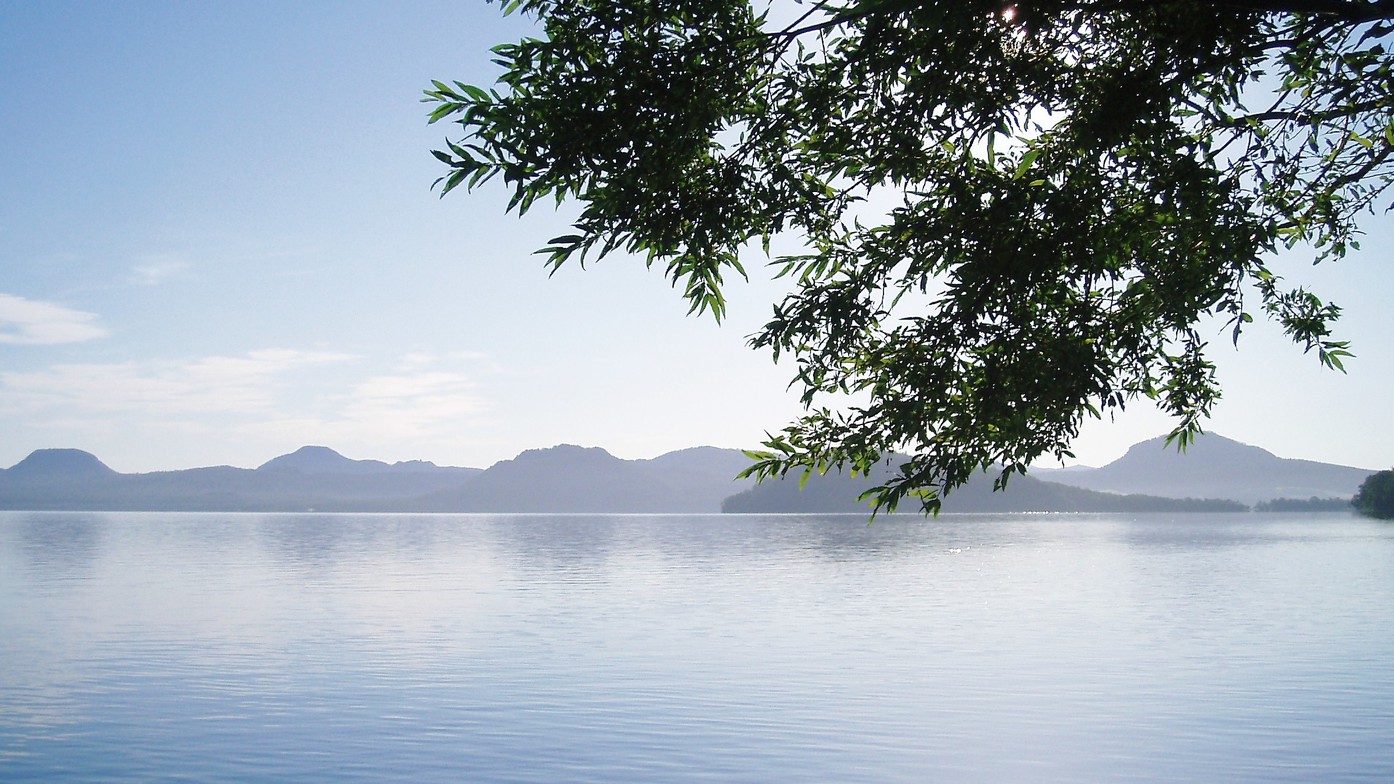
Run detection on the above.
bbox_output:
[0,434,1376,513]
[0,444,752,513]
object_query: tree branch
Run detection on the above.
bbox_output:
[1212,0,1394,21]
[1225,97,1394,127]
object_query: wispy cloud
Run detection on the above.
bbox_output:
[0,350,492,461]
[340,370,485,431]
[0,349,354,416]
[0,293,107,345]
[131,257,190,285]
[237,362,490,447]
[396,351,489,371]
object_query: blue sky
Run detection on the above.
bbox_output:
[2,2,1391,473]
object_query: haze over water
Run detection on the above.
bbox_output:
[3,511,1392,782]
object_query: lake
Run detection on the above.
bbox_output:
[2,511,1391,782]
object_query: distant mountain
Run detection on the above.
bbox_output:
[0,449,125,511]
[256,445,469,476]
[721,459,1247,514]
[6,448,117,479]
[420,444,754,513]
[646,446,759,508]
[1036,433,1374,504]
[257,445,394,474]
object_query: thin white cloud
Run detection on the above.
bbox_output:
[219,360,493,465]
[0,351,491,464]
[393,351,490,372]
[341,370,485,430]
[131,258,190,285]
[0,349,354,416]
[0,293,107,345]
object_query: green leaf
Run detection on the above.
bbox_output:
[1013,149,1041,180]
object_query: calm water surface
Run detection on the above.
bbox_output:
[2,511,1391,782]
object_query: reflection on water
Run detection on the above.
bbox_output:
[259,513,353,571]
[491,514,621,579]
[1,511,1391,783]
[12,512,106,580]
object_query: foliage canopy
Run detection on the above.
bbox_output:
[427,0,1394,512]
[1354,469,1394,518]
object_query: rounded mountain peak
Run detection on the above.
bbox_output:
[8,448,117,477]
[256,446,391,474]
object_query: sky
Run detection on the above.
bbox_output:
[2,2,1391,474]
